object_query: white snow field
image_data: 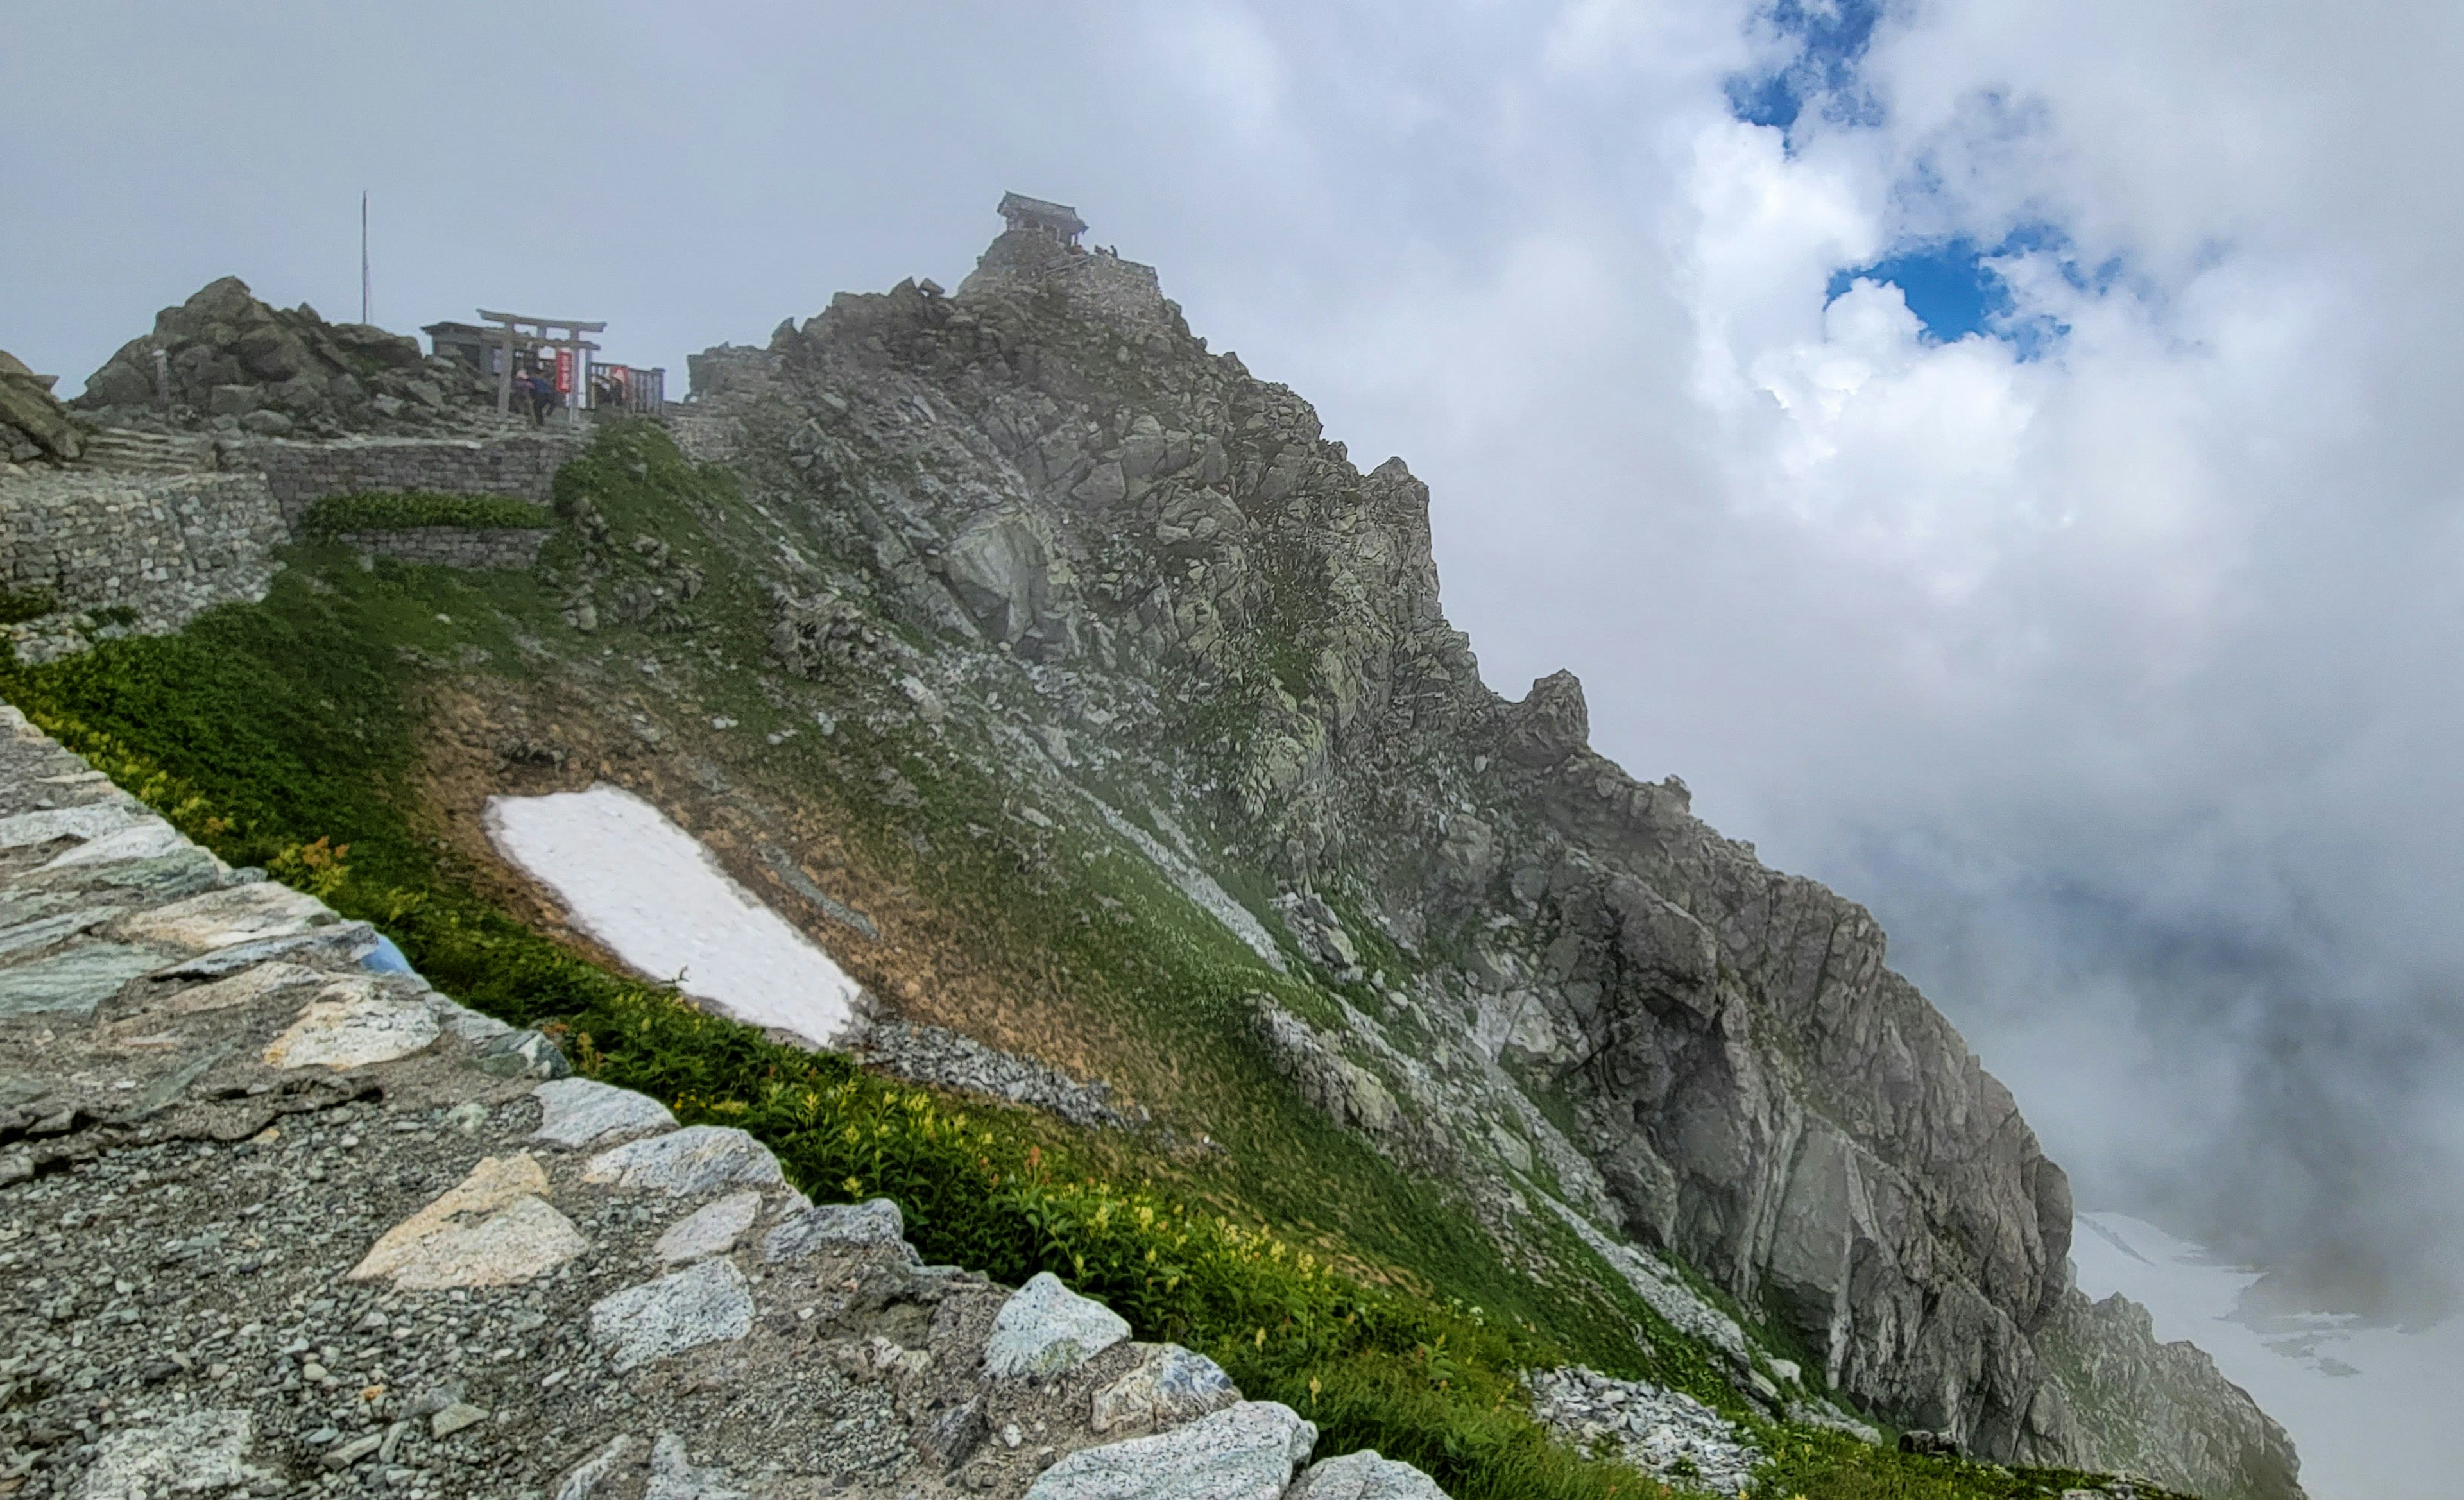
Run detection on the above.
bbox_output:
[483,784,862,1048]
[2071,1211,2464,1499]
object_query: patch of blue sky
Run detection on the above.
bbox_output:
[1725,0,1885,134]
[1827,225,2091,359]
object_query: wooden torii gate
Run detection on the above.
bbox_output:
[478,309,605,428]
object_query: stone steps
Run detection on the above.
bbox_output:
[77,425,219,475]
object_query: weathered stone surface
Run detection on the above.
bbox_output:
[762,1196,914,1263]
[143,958,324,1016]
[1022,1401,1315,1500]
[589,1259,757,1373]
[151,919,378,978]
[654,1191,762,1264]
[644,1431,749,1500]
[984,1272,1132,1379]
[0,941,162,1017]
[115,877,330,950]
[0,800,144,848]
[262,982,443,1069]
[583,1125,785,1196]
[0,904,115,960]
[1090,1344,1240,1434]
[533,1075,678,1147]
[40,817,186,869]
[76,1408,265,1499]
[351,1153,587,1289]
[1287,1449,1450,1500]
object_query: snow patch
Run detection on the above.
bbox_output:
[484,785,862,1047]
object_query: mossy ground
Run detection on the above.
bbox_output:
[0,425,2184,1500]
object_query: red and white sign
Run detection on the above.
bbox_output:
[554,348,575,394]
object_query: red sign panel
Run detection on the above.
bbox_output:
[554,349,575,394]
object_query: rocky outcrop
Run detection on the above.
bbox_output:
[73,277,493,438]
[0,350,82,465]
[667,225,2301,1497]
[0,702,1453,1500]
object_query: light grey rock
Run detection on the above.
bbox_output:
[590,1257,756,1372]
[0,906,118,965]
[431,1402,487,1438]
[472,1027,571,1078]
[415,989,513,1043]
[646,1431,749,1500]
[534,1076,678,1147]
[78,1408,266,1498]
[1525,1367,1761,1496]
[141,959,324,1016]
[584,1125,785,1196]
[552,1434,636,1500]
[654,1191,762,1263]
[0,801,144,849]
[262,982,442,1070]
[348,1152,586,1289]
[920,1398,990,1470]
[1287,1449,1450,1500]
[114,878,329,951]
[983,1271,1131,1378]
[0,941,164,1018]
[1090,1344,1240,1433]
[37,817,185,869]
[150,919,378,978]
[1022,1401,1315,1500]
[762,1196,915,1263]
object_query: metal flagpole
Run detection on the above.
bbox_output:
[360,191,370,324]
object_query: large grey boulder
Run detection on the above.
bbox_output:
[762,1196,916,1264]
[589,1258,757,1373]
[982,1271,1131,1378]
[533,1076,678,1148]
[1288,1450,1450,1500]
[583,1125,785,1195]
[1022,1401,1316,1500]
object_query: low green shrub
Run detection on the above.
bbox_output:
[298,491,554,535]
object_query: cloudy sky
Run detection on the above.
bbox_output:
[11,0,2463,1357]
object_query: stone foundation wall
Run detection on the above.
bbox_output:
[229,433,583,525]
[660,406,744,463]
[0,468,285,636]
[330,526,551,570]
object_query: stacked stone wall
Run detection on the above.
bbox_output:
[230,432,583,525]
[329,526,552,570]
[0,469,285,635]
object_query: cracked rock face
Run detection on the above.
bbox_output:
[661,228,2303,1499]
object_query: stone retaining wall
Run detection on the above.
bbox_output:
[0,469,286,650]
[0,704,1444,1500]
[229,433,583,525]
[328,526,552,571]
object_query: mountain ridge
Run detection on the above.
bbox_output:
[0,221,2304,1499]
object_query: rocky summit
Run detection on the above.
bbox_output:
[0,210,2302,1500]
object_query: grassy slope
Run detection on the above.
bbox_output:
[0,425,2180,1500]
